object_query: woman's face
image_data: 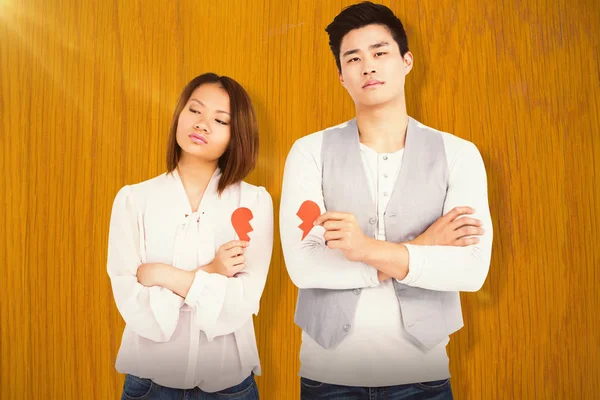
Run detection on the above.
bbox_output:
[176,83,232,163]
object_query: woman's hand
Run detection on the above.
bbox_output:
[203,240,250,277]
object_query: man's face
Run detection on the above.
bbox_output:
[338,24,413,109]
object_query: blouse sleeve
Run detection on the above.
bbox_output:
[183,187,274,340]
[107,186,184,342]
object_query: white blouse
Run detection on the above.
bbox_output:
[107,168,273,392]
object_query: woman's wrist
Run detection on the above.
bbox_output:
[199,261,216,274]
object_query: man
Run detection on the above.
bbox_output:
[280,2,493,399]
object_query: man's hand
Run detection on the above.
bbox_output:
[315,211,373,262]
[412,206,484,246]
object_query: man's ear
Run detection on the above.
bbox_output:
[403,51,414,75]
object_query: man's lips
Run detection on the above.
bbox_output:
[363,79,384,88]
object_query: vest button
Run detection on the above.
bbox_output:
[343,324,351,332]
[353,288,361,295]
[369,217,376,225]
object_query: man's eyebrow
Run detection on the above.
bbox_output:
[342,41,390,58]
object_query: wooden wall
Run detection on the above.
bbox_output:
[1,0,598,398]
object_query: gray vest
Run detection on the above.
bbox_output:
[294,117,464,350]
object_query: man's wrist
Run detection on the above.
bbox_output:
[361,237,381,264]
[361,239,410,280]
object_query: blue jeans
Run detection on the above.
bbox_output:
[300,377,453,400]
[121,373,259,400]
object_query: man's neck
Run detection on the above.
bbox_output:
[355,96,409,153]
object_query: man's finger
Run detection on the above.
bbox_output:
[326,239,343,250]
[455,226,485,238]
[324,230,346,241]
[315,211,350,226]
[455,237,480,246]
[444,206,476,222]
[450,217,482,230]
[323,221,347,231]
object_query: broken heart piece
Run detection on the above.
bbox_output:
[231,207,254,241]
[297,200,321,240]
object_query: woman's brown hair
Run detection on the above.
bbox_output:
[166,73,259,194]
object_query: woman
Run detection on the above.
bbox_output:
[107,73,273,399]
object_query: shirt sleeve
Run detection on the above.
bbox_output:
[107,186,184,342]
[398,141,494,292]
[280,137,380,290]
[183,187,274,340]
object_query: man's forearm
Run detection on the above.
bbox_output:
[361,238,410,281]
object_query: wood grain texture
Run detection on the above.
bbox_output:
[1,0,598,398]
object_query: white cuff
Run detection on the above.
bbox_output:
[184,269,228,340]
[362,264,381,287]
[395,244,424,286]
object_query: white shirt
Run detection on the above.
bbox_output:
[280,120,493,386]
[107,168,273,392]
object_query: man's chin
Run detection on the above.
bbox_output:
[356,95,396,109]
